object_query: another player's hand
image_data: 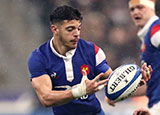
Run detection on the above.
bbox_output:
[140,62,152,86]
[105,97,115,106]
[133,108,151,115]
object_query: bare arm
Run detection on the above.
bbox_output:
[132,62,152,97]
[31,69,111,107]
[131,84,147,96]
[32,74,74,107]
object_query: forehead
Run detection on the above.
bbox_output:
[129,4,145,9]
[62,20,81,27]
[129,0,155,9]
[129,0,143,8]
[129,0,141,5]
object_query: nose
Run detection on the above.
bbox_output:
[73,29,80,38]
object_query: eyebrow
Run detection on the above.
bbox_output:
[66,24,82,29]
[66,26,75,30]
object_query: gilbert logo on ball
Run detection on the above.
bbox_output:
[105,64,142,102]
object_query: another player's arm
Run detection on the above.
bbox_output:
[131,85,147,96]
[31,74,74,107]
[105,63,152,106]
[131,63,152,97]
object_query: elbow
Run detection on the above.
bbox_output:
[42,101,52,107]
[42,100,58,107]
[39,93,52,107]
[41,94,57,107]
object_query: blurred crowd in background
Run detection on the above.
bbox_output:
[0,0,159,114]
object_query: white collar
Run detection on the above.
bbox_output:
[137,16,159,41]
[50,37,76,60]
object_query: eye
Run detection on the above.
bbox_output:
[137,5,144,10]
[78,27,81,31]
[67,28,73,32]
[130,7,134,12]
[66,26,75,32]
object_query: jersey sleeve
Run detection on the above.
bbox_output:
[150,25,160,49]
[28,51,47,79]
[94,43,110,74]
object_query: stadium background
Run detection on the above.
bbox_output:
[0,0,159,114]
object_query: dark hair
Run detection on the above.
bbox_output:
[50,5,83,24]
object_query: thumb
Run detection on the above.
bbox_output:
[81,70,88,83]
[82,69,87,77]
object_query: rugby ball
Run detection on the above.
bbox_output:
[105,64,142,102]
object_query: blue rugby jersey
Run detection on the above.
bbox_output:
[28,38,110,114]
[139,16,160,108]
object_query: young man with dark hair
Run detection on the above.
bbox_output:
[28,5,151,115]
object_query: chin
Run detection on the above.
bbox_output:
[135,23,143,28]
[71,45,77,49]
[68,45,77,50]
[137,24,144,28]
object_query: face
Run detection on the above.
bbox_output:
[53,20,81,50]
[129,4,153,28]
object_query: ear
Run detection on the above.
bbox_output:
[51,25,58,33]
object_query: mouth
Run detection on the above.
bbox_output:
[71,38,79,42]
[134,16,142,21]
[70,39,79,44]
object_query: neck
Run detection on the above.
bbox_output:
[52,37,69,56]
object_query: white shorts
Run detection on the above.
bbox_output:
[149,102,160,115]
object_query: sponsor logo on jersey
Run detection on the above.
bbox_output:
[51,72,59,79]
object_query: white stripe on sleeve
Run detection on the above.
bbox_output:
[151,30,160,48]
[96,48,106,66]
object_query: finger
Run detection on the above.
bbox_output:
[82,70,87,76]
[108,100,115,106]
[149,65,152,75]
[98,84,105,90]
[144,66,151,81]
[105,97,115,106]
[141,68,147,81]
[97,79,108,86]
[139,111,146,114]
[145,67,150,74]
[141,68,145,80]
[133,111,138,115]
[93,73,105,82]
[141,62,147,70]
[97,79,108,91]
[81,70,88,82]
[139,79,145,86]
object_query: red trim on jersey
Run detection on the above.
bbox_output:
[94,43,99,55]
[141,43,146,53]
[151,25,160,38]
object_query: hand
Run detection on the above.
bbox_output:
[83,70,108,95]
[72,70,108,98]
[133,108,151,115]
[105,97,115,106]
[140,63,152,85]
